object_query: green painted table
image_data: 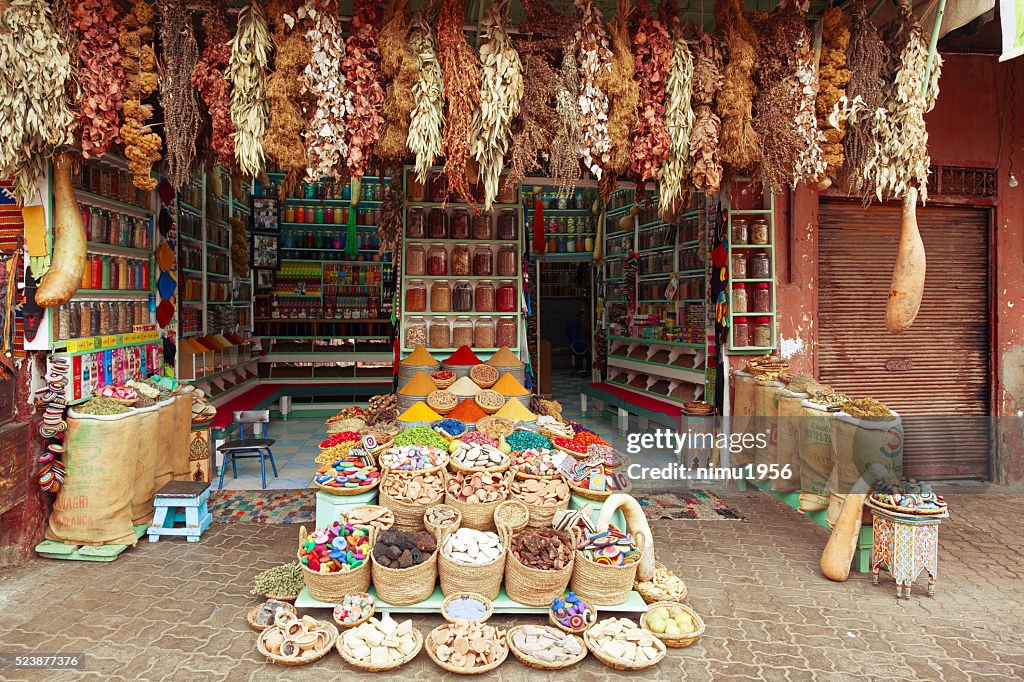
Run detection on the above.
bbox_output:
[295,586,648,613]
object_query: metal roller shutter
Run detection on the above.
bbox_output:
[818,199,991,480]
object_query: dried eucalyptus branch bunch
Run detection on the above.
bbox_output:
[70,0,125,159]
[120,0,162,191]
[552,43,583,193]
[659,17,694,220]
[376,0,417,167]
[437,0,482,204]
[792,29,826,185]
[192,3,235,167]
[471,0,523,210]
[598,0,639,201]
[342,0,385,179]
[689,28,723,195]
[0,0,76,202]
[574,0,613,181]
[157,0,202,189]
[407,14,444,184]
[264,0,312,190]
[228,0,271,178]
[628,1,672,185]
[300,0,348,181]
[715,0,760,177]
[814,7,850,185]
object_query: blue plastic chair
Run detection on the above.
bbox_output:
[217,410,278,490]
[565,320,591,375]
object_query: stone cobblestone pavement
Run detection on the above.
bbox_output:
[0,490,1021,681]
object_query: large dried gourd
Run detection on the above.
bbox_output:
[36,154,86,307]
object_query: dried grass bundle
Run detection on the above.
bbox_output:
[598,0,639,200]
[407,14,445,183]
[815,7,850,183]
[628,1,672,185]
[157,0,202,189]
[300,0,348,181]
[437,0,482,204]
[689,28,723,194]
[552,44,583,193]
[228,0,271,178]
[264,0,311,190]
[342,0,385,179]
[574,0,613,181]
[376,0,417,167]
[715,0,760,177]
[658,20,694,220]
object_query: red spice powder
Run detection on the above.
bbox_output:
[447,398,487,422]
[444,345,482,366]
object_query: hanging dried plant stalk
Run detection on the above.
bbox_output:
[598,0,639,200]
[300,0,348,181]
[0,0,76,202]
[70,0,125,159]
[407,14,444,184]
[689,28,723,195]
[376,0,417,167]
[342,0,384,179]
[659,18,694,220]
[228,0,271,178]
[552,44,583,193]
[157,0,202,188]
[264,0,311,190]
[437,0,481,204]
[377,168,403,253]
[792,28,826,185]
[574,0,613,181]
[814,7,850,186]
[120,0,161,191]
[471,0,523,210]
[715,0,760,177]
[192,3,234,167]
[628,1,672,185]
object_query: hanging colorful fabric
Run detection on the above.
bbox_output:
[0,248,19,376]
[531,198,545,254]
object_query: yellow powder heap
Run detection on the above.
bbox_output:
[492,373,529,397]
[398,371,437,396]
[486,347,524,367]
[495,399,537,421]
[448,376,482,396]
[398,401,442,422]
[402,345,439,366]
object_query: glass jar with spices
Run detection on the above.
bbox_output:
[475,316,495,348]
[450,209,470,240]
[450,244,471,276]
[472,214,492,240]
[79,301,92,338]
[731,252,748,279]
[406,208,425,238]
[118,301,130,333]
[753,282,771,312]
[405,316,427,347]
[475,281,495,311]
[430,279,452,312]
[731,283,748,313]
[406,244,426,275]
[496,316,516,347]
[405,279,427,312]
[427,245,448,276]
[472,246,493,276]
[750,219,770,245]
[733,316,751,348]
[731,219,749,245]
[427,209,448,239]
[750,253,771,279]
[430,172,448,202]
[429,316,451,349]
[56,304,70,340]
[99,302,111,335]
[453,316,474,347]
[453,280,473,312]
[496,245,516,277]
[497,209,517,240]
[754,317,773,348]
[496,280,516,312]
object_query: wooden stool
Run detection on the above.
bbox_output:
[868,501,947,599]
[148,481,212,543]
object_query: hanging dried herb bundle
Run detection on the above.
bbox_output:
[864,0,941,201]
[792,29,825,185]
[714,0,760,177]
[840,0,889,198]
[689,28,723,195]
[120,0,161,191]
[628,1,672,185]
[574,0,613,181]
[659,20,694,220]
[815,7,850,184]
[0,0,76,202]
[70,0,125,158]
[437,0,481,204]
[471,0,523,210]
[228,0,271,178]
[264,0,311,190]
[157,0,202,189]
[300,0,348,181]
[377,168,403,253]
[192,3,234,167]
[376,0,417,167]
[598,0,639,201]
[407,14,444,184]
[552,44,583,193]
[343,0,385,179]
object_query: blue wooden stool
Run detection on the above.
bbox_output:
[148,481,213,543]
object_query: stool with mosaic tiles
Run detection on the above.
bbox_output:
[868,500,947,599]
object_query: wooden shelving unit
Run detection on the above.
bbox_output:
[724,179,777,353]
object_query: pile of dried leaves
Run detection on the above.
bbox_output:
[628,1,672,185]
[689,28,723,194]
[120,0,161,191]
[228,0,271,178]
[437,0,481,203]
[574,0,613,181]
[343,0,385,179]
[407,14,445,183]
[598,0,639,201]
[659,16,694,220]
[377,168,403,253]
[157,0,202,189]
[376,0,417,167]
[815,7,850,184]
[300,0,348,181]
[715,0,760,177]
[791,27,825,185]
[264,0,311,190]
[71,0,125,158]
[192,3,235,167]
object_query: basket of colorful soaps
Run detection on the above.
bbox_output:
[297,523,373,603]
[313,454,381,496]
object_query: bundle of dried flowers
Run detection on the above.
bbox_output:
[192,3,235,167]
[658,16,694,220]
[574,0,613,181]
[120,0,161,191]
[628,1,672,185]
[157,0,202,189]
[342,0,385,179]
[70,0,125,158]
[376,0,417,167]
[228,0,271,178]
[689,28,723,195]
[791,28,825,185]
[598,0,639,201]
[377,168,403,253]
[814,7,850,185]
[714,0,760,177]
[552,43,583,193]
[299,0,348,181]
[437,0,481,204]
[264,0,312,191]
[407,14,445,184]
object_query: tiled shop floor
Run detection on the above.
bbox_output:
[1,491,1021,680]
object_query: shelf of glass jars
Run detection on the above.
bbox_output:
[71,289,150,299]
[76,188,153,217]
[85,241,153,259]
[177,199,202,216]
[406,201,519,209]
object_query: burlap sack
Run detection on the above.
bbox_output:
[129,404,161,526]
[773,387,809,493]
[46,408,140,546]
[832,410,903,494]
[798,400,836,512]
[730,372,757,468]
[152,397,177,490]
[752,380,784,477]
[172,395,193,480]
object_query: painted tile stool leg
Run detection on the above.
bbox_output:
[869,507,944,599]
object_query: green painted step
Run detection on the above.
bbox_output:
[35,525,147,562]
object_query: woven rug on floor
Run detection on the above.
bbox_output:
[209,489,316,524]
[635,490,744,520]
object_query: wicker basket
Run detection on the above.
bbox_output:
[475,416,515,439]
[510,464,561,482]
[448,450,510,475]
[313,476,381,497]
[473,391,506,415]
[569,530,646,606]
[426,390,458,415]
[440,592,494,623]
[584,625,666,670]
[438,527,507,600]
[297,526,373,604]
[378,470,446,531]
[634,561,687,604]
[424,624,509,675]
[506,626,587,670]
[548,604,597,635]
[503,528,574,607]
[493,499,529,532]
[332,593,375,629]
[336,624,423,672]
[565,477,632,502]
[424,504,462,537]
[510,486,570,528]
[431,373,457,390]
[257,621,339,667]
[247,601,297,632]
[343,505,396,533]
[639,601,705,648]
[444,471,513,531]
[469,364,499,389]
[378,448,449,476]
[370,547,438,606]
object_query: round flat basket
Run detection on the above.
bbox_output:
[639,601,705,648]
[473,391,506,415]
[336,625,423,672]
[432,373,457,390]
[469,364,499,389]
[475,416,515,439]
[506,626,587,671]
[440,592,494,623]
[247,601,297,631]
[584,626,667,671]
[449,451,510,476]
[332,593,376,629]
[493,499,529,533]
[424,624,509,675]
[313,477,381,497]
[426,390,458,415]
[548,605,597,635]
[565,477,632,502]
[635,561,688,605]
[257,621,339,667]
[424,504,462,537]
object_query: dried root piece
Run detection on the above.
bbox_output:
[598,0,639,200]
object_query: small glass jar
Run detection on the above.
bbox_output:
[497,209,517,240]
[750,253,771,279]
[405,279,427,312]
[496,280,516,312]
[450,244,471,276]
[56,304,70,340]
[496,316,516,348]
[475,281,495,312]
[453,316,474,347]
[733,316,751,348]
[430,279,452,312]
[450,209,470,240]
[405,315,427,347]
[473,214,492,240]
[475,316,496,348]
[453,280,474,312]
[427,209,448,239]
[118,301,130,333]
[754,317,773,348]
[407,176,427,201]
[407,208,426,239]
[731,219,749,245]
[732,283,748,313]
[497,181,517,204]
[496,245,517,277]
[731,252,748,279]
[427,245,448,276]
[429,316,451,349]
[750,219,770,245]
[430,172,448,202]
[753,282,771,313]
[472,246,493,276]
[99,301,111,335]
